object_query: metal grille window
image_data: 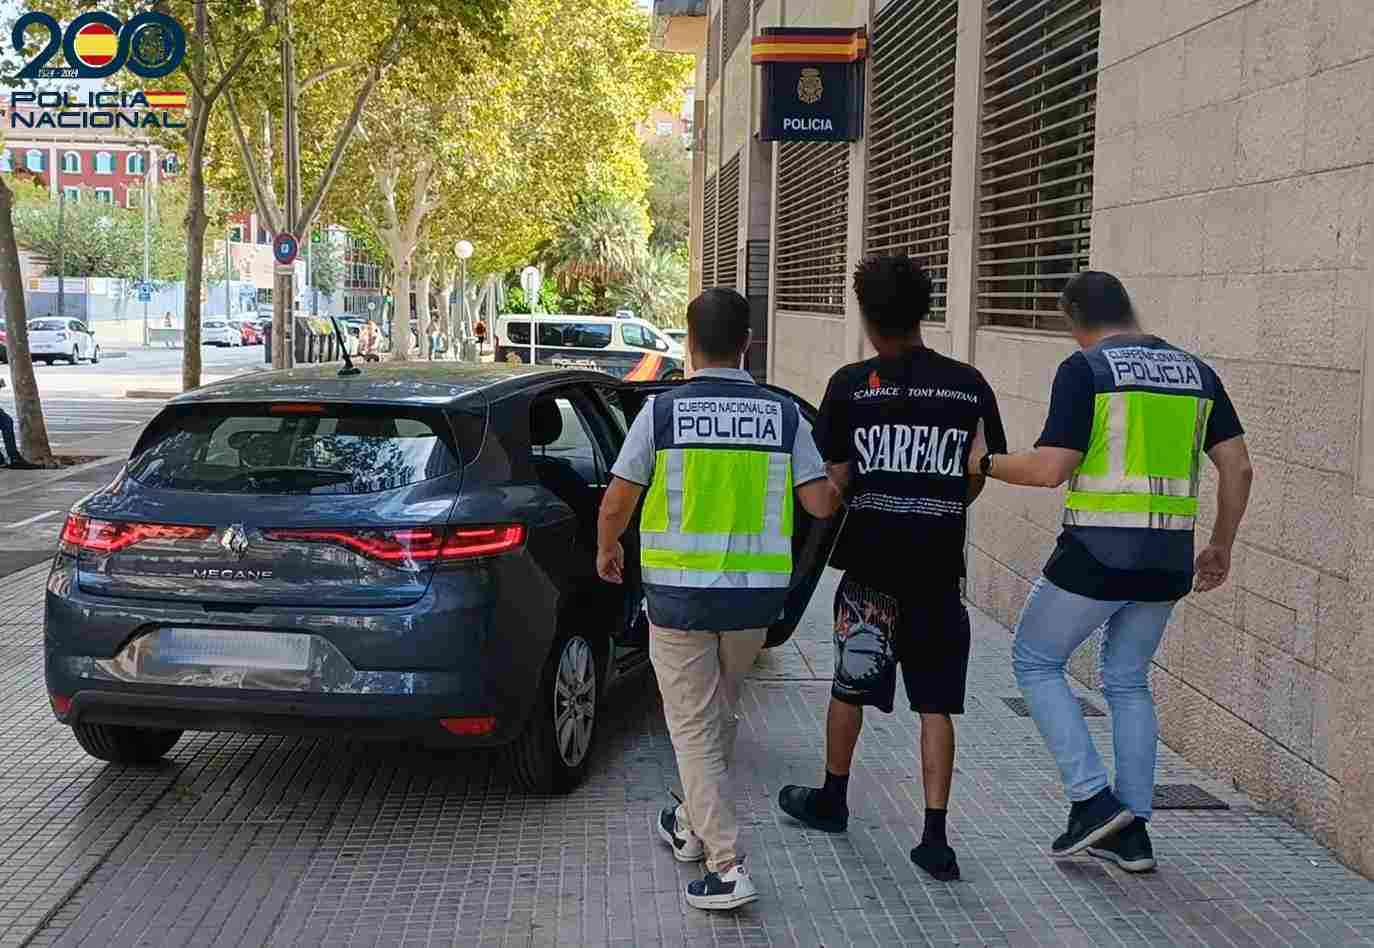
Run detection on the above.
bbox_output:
[775,142,849,315]
[707,14,721,88]
[977,0,1100,331]
[716,153,741,290]
[701,172,719,289]
[865,0,958,322]
[724,0,750,57]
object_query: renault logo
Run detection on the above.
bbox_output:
[219,523,250,560]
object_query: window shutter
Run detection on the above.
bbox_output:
[977,0,1101,331]
[865,0,959,322]
[716,152,742,290]
[701,172,719,289]
[776,142,849,315]
[707,14,722,88]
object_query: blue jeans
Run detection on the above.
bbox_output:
[1012,577,1176,821]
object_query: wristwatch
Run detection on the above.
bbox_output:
[979,453,998,477]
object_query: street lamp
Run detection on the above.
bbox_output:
[454,239,473,361]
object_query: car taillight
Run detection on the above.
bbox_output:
[55,331,68,340]
[60,514,213,554]
[260,524,525,563]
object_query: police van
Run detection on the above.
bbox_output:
[493,314,686,381]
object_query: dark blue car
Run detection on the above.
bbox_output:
[44,363,835,793]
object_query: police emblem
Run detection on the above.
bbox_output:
[797,67,823,105]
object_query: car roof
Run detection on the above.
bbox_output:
[168,362,614,408]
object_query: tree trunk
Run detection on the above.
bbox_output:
[180,0,212,391]
[0,178,55,465]
[415,271,431,359]
[392,260,412,361]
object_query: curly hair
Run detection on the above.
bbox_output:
[851,254,932,337]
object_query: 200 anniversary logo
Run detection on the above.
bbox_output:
[8,10,187,130]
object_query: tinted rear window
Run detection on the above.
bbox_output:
[129,404,463,495]
[29,320,64,332]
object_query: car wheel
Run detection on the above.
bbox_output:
[90,345,100,365]
[72,722,182,764]
[509,632,598,794]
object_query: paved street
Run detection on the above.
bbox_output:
[0,561,1370,947]
[6,345,266,399]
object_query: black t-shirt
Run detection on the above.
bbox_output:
[1036,346,1245,602]
[816,347,1008,596]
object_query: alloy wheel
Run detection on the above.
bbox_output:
[553,635,596,768]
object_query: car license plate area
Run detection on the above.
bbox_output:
[155,628,312,671]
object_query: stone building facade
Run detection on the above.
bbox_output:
[658,0,1374,874]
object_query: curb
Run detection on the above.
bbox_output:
[123,390,179,399]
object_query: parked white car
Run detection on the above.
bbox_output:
[201,320,240,347]
[28,318,99,365]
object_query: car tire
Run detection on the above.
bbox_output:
[72,722,182,764]
[508,632,599,794]
[90,345,100,365]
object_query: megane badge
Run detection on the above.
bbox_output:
[219,523,249,560]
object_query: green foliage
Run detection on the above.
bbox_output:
[642,135,691,251]
[610,246,688,328]
[543,193,650,286]
[9,179,190,286]
[309,237,344,296]
[502,277,564,315]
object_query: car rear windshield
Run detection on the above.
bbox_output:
[29,319,64,332]
[128,404,462,495]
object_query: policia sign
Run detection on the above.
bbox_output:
[753,28,867,142]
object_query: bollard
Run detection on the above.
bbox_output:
[264,330,272,364]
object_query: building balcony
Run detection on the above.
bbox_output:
[651,0,707,53]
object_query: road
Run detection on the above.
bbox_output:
[4,343,266,398]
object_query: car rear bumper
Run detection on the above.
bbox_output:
[57,684,517,746]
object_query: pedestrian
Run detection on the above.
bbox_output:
[0,378,41,469]
[597,288,841,911]
[967,271,1253,873]
[359,318,380,362]
[776,255,1007,882]
[473,317,487,353]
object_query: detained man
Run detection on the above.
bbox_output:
[777,255,1007,881]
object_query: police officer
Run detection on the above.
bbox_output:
[968,271,1253,873]
[598,288,840,911]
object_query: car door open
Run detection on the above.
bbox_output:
[615,380,842,648]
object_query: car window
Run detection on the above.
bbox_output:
[505,321,530,345]
[622,323,646,347]
[537,322,568,346]
[69,321,86,333]
[128,404,463,495]
[533,396,605,485]
[29,319,64,332]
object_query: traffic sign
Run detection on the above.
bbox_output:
[367,301,377,312]
[520,266,541,300]
[272,232,299,266]
[136,288,151,302]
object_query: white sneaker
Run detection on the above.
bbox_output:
[656,802,704,862]
[685,860,758,911]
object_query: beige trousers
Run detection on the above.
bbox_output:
[650,624,767,873]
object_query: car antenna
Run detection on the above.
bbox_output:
[329,315,361,376]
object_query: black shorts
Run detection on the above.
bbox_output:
[831,573,971,715]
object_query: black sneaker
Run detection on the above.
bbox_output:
[777,785,848,833]
[910,842,960,881]
[685,860,758,911]
[655,800,704,862]
[1087,818,1156,872]
[1050,788,1134,857]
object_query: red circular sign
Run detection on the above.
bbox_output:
[71,22,118,68]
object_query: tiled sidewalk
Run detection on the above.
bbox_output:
[1,563,1371,946]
